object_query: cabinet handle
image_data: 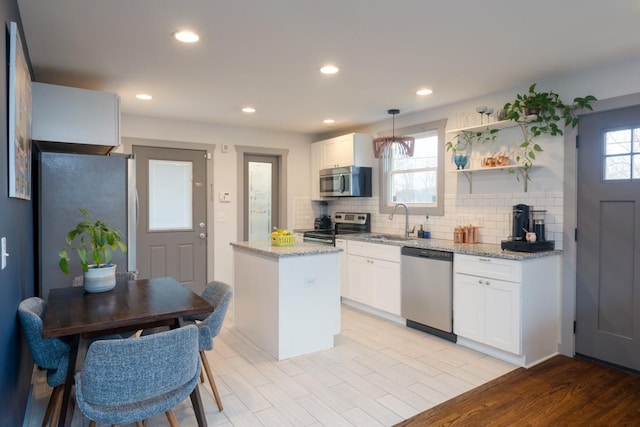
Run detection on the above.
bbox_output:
[478,258,492,263]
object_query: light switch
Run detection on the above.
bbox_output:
[1,237,8,270]
[218,192,231,202]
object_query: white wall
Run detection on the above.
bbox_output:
[120,114,313,285]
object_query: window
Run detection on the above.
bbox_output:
[603,127,640,180]
[379,119,447,216]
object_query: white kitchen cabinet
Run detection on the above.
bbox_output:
[321,133,373,169]
[454,272,520,354]
[346,240,401,316]
[453,253,559,367]
[335,239,348,298]
[310,133,372,200]
[32,82,120,151]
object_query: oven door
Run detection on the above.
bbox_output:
[303,231,335,246]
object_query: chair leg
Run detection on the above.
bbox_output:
[42,384,62,427]
[88,421,96,427]
[165,411,179,427]
[200,351,223,411]
[135,421,145,427]
[49,385,64,427]
[200,369,205,383]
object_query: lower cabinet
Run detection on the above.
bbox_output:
[454,272,521,354]
[453,253,560,367]
[346,241,401,316]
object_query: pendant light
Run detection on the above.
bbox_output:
[373,109,415,159]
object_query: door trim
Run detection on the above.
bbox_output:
[562,91,640,356]
[235,145,289,241]
[122,137,215,284]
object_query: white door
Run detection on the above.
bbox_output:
[134,146,207,294]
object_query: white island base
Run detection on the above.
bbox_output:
[232,242,341,361]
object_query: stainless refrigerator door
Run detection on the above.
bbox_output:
[38,152,130,298]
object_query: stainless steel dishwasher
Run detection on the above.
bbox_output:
[401,247,456,342]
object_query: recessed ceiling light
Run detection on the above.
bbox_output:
[136,94,153,100]
[323,119,336,124]
[173,30,200,43]
[416,88,433,96]
[320,65,339,75]
[242,107,256,113]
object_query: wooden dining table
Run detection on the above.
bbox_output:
[43,276,214,427]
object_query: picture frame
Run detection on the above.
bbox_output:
[8,21,32,200]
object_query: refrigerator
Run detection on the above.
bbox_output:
[35,151,136,299]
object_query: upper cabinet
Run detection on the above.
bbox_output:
[32,82,120,154]
[310,133,373,200]
[319,133,373,169]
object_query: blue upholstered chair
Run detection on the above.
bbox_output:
[75,324,200,427]
[18,297,70,427]
[184,281,232,411]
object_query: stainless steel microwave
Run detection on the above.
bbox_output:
[319,166,372,197]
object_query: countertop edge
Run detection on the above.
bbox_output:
[344,234,561,260]
[231,241,343,258]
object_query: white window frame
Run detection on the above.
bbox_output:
[378,118,447,216]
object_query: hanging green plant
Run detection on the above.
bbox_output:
[445,128,500,153]
[502,83,596,180]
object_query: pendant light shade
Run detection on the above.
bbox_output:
[373,109,415,159]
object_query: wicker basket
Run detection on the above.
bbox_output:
[271,234,295,246]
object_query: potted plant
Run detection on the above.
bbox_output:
[58,208,127,293]
[446,128,500,169]
[502,83,596,180]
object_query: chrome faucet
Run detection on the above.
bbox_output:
[389,203,415,237]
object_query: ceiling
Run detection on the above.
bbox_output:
[17,1,640,135]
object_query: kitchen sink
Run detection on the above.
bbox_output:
[366,234,417,242]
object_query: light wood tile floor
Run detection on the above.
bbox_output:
[25,304,516,427]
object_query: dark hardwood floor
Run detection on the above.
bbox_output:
[395,355,640,426]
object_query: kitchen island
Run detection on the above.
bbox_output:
[230,241,342,360]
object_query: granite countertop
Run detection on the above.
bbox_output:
[344,234,561,261]
[231,241,343,258]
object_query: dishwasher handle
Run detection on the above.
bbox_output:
[401,246,453,261]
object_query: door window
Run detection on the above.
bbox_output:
[148,159,193,231]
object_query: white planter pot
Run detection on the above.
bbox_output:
[83,264,117,293]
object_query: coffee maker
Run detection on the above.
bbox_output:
[501,204,554,252]
[511,204,530,241]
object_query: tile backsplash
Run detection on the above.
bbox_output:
[294,192,564,250]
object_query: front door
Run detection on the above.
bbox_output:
[133,146,207,294]
[575,106,640,371]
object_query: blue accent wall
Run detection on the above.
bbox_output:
[0,1,36,425]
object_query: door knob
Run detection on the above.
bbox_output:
[199,233,206,239]
[199,222,206,228]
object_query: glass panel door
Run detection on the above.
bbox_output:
[248,161,272,241]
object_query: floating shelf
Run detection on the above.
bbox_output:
[450,165,537,193]
[446,116,537,134]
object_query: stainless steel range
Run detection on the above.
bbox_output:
[303,212,371,245]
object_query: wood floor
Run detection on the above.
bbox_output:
[26,304,516,426]
[395,354,640,426]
